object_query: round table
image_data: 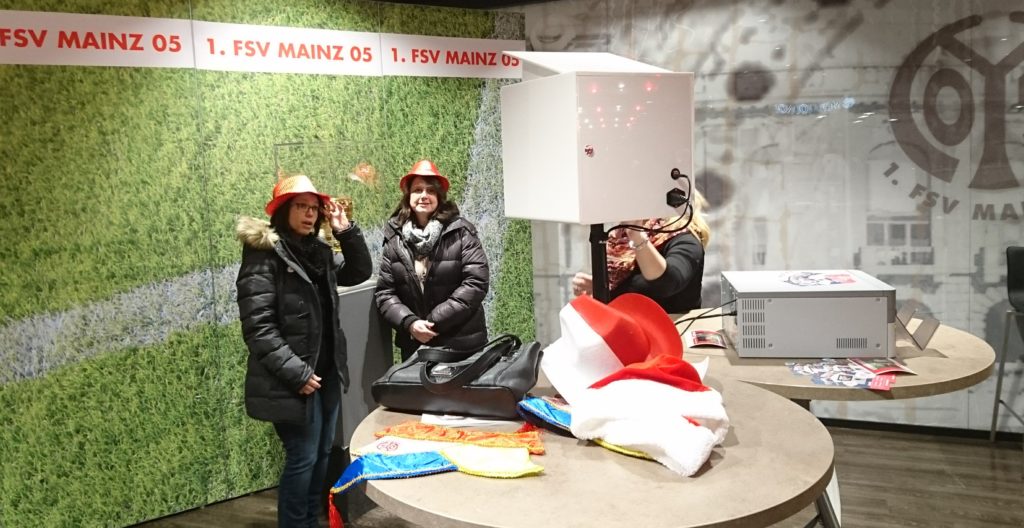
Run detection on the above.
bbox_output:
[679,310,996,527]
[350,379,834,528]
[682,311,995,402]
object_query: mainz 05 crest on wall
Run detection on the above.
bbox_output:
[889,11,1024,220]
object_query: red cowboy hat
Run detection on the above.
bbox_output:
[265,174,332,216]
[540,293,704,405]
[399,159,450,192]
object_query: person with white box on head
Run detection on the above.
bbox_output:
[572,190,711,313]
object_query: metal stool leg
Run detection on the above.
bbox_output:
[804,484,841,528]
[813,490,841,528]
[803,464,842,527]
[989,311,1013,442]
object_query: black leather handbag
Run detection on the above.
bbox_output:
[370,334,543,419]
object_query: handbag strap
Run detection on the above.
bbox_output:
[416,334,521,363]
[418,334,521,394]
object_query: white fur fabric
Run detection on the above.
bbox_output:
[569,379,730,477]
[540,305,624,406]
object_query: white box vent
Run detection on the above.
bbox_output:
[836,337,868,349]
[743,337,767,350]
[743,325,766,336]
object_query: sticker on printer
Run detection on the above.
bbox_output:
[781,271,856,287]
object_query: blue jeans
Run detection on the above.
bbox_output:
[273,376,340,528]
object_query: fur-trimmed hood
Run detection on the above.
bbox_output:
[235,216,279,250]
[236,216,335,251]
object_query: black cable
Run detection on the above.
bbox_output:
[603,170,695,237]
[604,201,693,237]
[677,312,735,323]
[674,299,737,336]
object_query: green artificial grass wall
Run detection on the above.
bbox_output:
[0,1,531,526]
[0,65,204,319]
[492,219,535,341]
[0,324,280,525]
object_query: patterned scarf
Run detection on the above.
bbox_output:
[402,219,443,257]
[606,217,686,291]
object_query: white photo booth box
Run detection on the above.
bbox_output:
[720,270,897,359]
[500,51,694,225]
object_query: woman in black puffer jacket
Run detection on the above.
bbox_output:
[235,174,371,527]
[375,159,490,360]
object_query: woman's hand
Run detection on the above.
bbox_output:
[299,374,322,395]
[326,199,350,232]
[409,319,438,343]
[571,272,593,297]
[625,218,667,281]
[622,219,649,248]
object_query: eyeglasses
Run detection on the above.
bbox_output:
[292,202,321,214]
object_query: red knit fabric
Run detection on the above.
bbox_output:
[589,354,709,393]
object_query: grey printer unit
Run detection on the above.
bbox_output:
[721,269,896,358]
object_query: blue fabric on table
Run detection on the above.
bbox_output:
[517,397,572,434]
[330,451,456,495]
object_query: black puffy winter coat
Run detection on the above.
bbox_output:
[235,216,372,424]
[375,216,489,358]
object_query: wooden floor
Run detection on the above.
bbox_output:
[138,425,1024,528]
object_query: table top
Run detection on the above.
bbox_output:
[351,379,834,528]
[681,310,995,402]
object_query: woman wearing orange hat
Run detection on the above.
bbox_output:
[572,190,711,313]
[235,174,372,527]
[375,159,490,360]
